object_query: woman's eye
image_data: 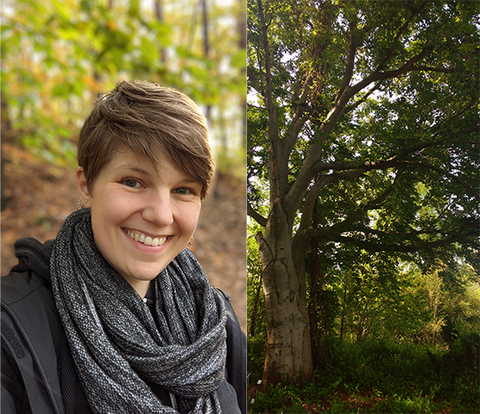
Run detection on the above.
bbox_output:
[174,187,193,195]
[123,179,141,188]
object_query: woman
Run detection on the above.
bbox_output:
[1,80,246,414]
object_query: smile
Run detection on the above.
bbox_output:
[125,229,167,247]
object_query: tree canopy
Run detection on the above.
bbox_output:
[247,0,479,386]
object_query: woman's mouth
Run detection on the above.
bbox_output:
[125,229,167,247]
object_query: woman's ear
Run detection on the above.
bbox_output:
[77,168,92,208]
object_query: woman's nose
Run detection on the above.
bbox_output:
[141,191,174,227]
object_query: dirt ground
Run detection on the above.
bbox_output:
[1,143,246,331]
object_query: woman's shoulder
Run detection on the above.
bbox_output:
[2,271,65,414]
[1,236,58,333]
[2,237,55,306]
[6,237,54,277]
[1,269,59,338]
[1,239,63,402]
[215,288,245,339]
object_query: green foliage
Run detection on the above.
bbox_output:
[250,383,306,414]
[248,0,480,267]
[319,253,480,348]
[250,337,479,413]
[1,0,246,170]
[247,221,266,334]
[249,245,480,408]
[248,335,266,386]
[331,339,438,394]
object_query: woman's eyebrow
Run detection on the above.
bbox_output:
[113,165,152,176]
[181,178,201,184]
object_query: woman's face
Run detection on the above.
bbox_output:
[77,145,202,297]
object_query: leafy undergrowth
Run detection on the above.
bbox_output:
[249,384,469,413]
[248,336,480,413]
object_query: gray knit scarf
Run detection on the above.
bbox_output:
[50,208,227,414]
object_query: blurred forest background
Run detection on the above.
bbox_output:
[1,0,246,329]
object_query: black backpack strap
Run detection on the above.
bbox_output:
[216,289,247,414]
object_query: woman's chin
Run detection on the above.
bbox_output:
[115,263,165,288]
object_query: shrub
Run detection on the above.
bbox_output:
[248,335,266,385]
[250,384,305,413]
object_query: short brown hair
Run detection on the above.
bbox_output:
[78,80,214,199]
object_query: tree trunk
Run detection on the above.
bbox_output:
[154,0,166,63]
[200,0,211,121]
[256,204,313,386]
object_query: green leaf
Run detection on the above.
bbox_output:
[129,0,140,18]
[140,36,159,65]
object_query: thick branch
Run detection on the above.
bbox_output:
[347,46,434,101]
[282,9,470,225]
[248,201,268,227]
[286,127,473,225]
[257,0,284,198]
[297,174,331,234]
[257,0,274,125]
[336,20,357,102]
[286,46,443,219]
[409,65,455,73]
[312,159,402,181]
[310,124,477,177]
[314,227,479,253]
[282,74,313,162]
[314,157,480,206]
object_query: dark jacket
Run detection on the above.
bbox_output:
[1,237,246,414]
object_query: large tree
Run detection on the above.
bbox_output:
[247,0,479,386]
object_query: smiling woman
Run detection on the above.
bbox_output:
[1,80,246,414]
[78,145,203,298]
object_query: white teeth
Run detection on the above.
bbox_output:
[127,230,166,247]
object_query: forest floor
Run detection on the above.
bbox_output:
[1,143,246,331]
